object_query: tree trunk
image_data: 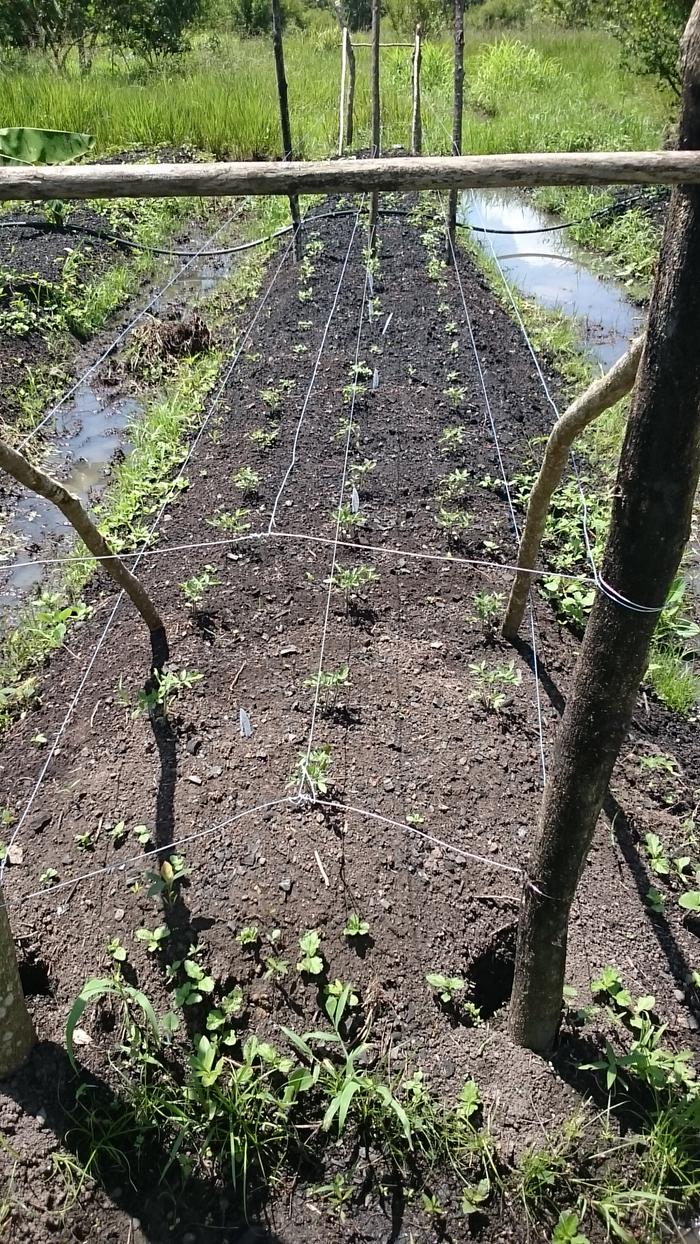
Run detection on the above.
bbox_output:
[0,439,166,642]
[447,0,465,262]
[0,897,34,1077]
[510,1,700,1054]
[502,334,644,640]
[271,0,302,261]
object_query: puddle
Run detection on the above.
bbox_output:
[0,233,239,622]
[460,191,643,370]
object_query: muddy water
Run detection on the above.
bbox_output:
[460,190,643,370]
[0,237,238,618]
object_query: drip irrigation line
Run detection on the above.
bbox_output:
[0,206,407,260]
[1,233,297,888]
[440,191,548,786]
[4,792,523,914]
[0,526,597,587]
[300,241,372,798]
[267,205,364,532]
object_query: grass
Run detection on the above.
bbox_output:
[1,25,672,162]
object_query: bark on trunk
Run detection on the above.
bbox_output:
[368,0,381,252]
[510,1,700,1053]
[0,898,34,1077]
[503,334,644,639]
[412,26,423,156]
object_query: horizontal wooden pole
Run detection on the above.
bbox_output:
[354,41,414,47]
[1,152,699,202]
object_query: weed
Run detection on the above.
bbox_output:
[643,832,671,877]
[74,830,95,852]
[329,565,379,604]
[437,507,473,541]
[348,458,377,484]
[40,867,59,886]
[146,854,189,902]
[237,925,260,948]
[106,937,127,965]
[443,384,467,407]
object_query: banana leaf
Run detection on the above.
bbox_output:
[0,127,95,167]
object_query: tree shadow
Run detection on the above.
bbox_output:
[1,1040,283,1243]
[514,633,700,1021]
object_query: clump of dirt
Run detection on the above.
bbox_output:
[126,312,213,374]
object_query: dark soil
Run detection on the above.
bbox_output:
[0,200,698,1243]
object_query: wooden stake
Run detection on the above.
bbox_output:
[502,335,644,640]
[271,0,302,260]
[447,0,465,262]
[412,24,423,156]
[0,438,166,641]
[346,28,356,148]
[510,0,700,1054]
[368,0,381,252]
[339,26,349,156]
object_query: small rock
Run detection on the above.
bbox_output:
[114,908,125,922]
[279,878,292,894]
[383,777,394,792]
[442,1058,456,1079]
[186,774,202,786]
[206,765,223,779]
[686,1014,699,1031]
[674,988,686,1003]
[185,738,201,756]
[7,844,23,865]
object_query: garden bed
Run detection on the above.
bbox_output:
[0,198,698,1243]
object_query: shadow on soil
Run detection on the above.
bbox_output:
[2,1041,283,1243]
[514,633,700,1025]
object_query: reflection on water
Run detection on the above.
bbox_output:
[460,191,643,370]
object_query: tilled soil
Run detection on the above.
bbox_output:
[0,201,698,1243]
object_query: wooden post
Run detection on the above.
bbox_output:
[0,896,34,1076]
[368,0,381,252]
[339,26,349,156]
[346,29,356,149]
[502,335,644,640]
[0,438,166,641]
[510,1,700,1054]
[271,0,302,261]
[411,24,423,156]
[447,0,465,262]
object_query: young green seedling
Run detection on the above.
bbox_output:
[343,912,370,939]
[135,925,170,954]
[206,509,251,534]
[297,930,324,976]
[426,973,465,1004]
[180,566,220,610]
[232,466,260,495]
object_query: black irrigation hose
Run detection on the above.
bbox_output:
[0,207,363,258]
[0,189,666,257]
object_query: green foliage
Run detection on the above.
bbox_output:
[134,668,203,719]
[0,126,94,166]
[471,38,570,116]
[343,912,369,939]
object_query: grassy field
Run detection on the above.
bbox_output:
[2,25,672,160]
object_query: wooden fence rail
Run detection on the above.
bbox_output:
[2,152,700,202]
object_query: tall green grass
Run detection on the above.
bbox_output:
[1,26,672,160]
